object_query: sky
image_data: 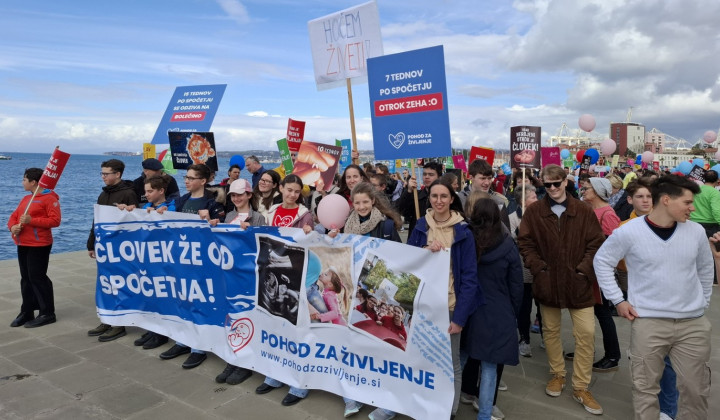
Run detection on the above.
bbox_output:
[1,0,719,154]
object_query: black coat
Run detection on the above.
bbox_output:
[462,232,524,365]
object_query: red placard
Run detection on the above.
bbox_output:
[469,146,495,166]
[286,118,306,152]
[653,161,660,171]
[39,148,71,189]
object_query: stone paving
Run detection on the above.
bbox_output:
[0,250,718,419]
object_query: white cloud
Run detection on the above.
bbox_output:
[215,0,250,24]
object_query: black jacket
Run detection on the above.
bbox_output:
[87,180,139,250]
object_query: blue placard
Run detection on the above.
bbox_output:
[151,84,227,144]
[336,138,352,174]
[368,46,452,160]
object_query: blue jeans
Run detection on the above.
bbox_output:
[658,356,678,418]
[263,376,309,398]
[477,361,497,420]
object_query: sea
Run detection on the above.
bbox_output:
[0,153,272,261]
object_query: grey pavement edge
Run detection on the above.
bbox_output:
[0,250,718,419]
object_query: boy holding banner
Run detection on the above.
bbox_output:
[8,168,62,328]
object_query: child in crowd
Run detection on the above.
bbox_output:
[216,178,266,386]
[266,174,313,230]
[159,164,225,369]
[8,168,61,329]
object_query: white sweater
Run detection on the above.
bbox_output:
[594,216,713,318]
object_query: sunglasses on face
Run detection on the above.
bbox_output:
[543,181,563,189]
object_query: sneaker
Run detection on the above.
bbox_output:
[368,408,395,420]
[344,400,363,418]
[545,374,565,397]
[539,338,546,349]
[134,331,153,346]
[491,405,505,420]
[498,379,508,391]
[460,392,477,405]
[226,367,252,385]
[98,326,126,342]
[519,340,532,357]
[160,344,191,360]
[215,363,235,383]
[143,334,168,350]
[659,412,673,420]
[592,356,619,372]
[87,323,111,336]
[472,399,479,411]
[182,352,207,369]
[573,389,603,415]
[564,352,574,361]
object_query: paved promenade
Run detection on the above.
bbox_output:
[0,250,718,419]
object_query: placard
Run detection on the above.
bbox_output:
[292,141,343,191]
[287,119,306,152]
[277,138,294,174]
[368,46,451,160]
[336,139,352,174]
[469,146,495,167]
[308,1,383,89]
[452,155,467,172]
[687,165,705,183]
[510,126,541,169]
[151,85,226,144]
[541,147,561,167]
[168,132,218,171]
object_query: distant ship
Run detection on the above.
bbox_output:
[0,154,11,160]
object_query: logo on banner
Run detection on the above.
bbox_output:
[389,132,406,149]
[227,317,254,353]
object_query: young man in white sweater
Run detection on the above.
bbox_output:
[593,174,713,420]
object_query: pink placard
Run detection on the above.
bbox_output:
[452,155,467,172]
[541,147,561,167]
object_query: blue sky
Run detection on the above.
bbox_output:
[1,0,719,154]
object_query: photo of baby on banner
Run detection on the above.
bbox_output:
[305,247,354,326]
[350,252,421,351]
[255,235,306,325]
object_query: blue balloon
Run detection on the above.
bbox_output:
[692,158,705,168]
[501,163,511,175]
[585,148,600,164]
[560,149,571,159]
[229,155,245,170]
[676,161,692,175]
[711,164,720,173]
[635,155,642,164]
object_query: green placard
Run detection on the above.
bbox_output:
[445,156,454,169]
[277,138,294,174]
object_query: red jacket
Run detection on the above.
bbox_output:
[8,190,61,246]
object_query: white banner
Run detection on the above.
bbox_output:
[93,205,453,419]
[308,1,383,89]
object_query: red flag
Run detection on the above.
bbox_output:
[39,147,71,189]
[286,118,306,152]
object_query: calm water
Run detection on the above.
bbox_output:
[0,152,267,261]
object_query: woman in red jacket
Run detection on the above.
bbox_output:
[8,168,61,328]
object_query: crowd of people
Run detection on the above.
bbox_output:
[7,150,717,420]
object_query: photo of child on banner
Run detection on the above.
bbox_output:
[291,141,342,191]
[349,252,419,351]
[306,247,353,326]
[168,131,218,171]
[256,235,306,326]
[510,126,541,169]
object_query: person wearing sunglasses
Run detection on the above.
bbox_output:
[517,164,606,416]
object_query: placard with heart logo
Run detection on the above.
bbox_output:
[389,132,405,149]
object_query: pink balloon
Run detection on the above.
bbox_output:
[703,130,717,144]
[600,138,616,156]
[317,194,351,230]
[578,114,596,132]
[626,159,634,166]
[641,151,654,163]
[715,151,720,160]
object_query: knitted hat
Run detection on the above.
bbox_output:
[142,158,163,171]
[589,177,612,201]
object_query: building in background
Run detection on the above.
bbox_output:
[610,123,646,156]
